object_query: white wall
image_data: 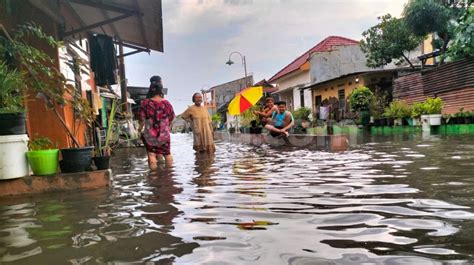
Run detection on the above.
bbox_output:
[274,71,311,110]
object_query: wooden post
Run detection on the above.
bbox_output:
[118,42,128,112]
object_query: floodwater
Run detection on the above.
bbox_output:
[1,133,474,264]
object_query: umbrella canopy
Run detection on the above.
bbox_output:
[228,86,263,116]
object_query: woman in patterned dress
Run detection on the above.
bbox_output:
[138,84,175,169]
[180,93,215,153]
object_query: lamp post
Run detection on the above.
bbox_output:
[226,51,248,90]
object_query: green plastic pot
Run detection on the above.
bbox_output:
[27,149,59,176]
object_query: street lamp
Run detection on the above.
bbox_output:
[226,51,248,89]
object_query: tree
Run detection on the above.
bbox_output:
[403,0,469,59]
[360,14,423,69]
[446,6,474,60]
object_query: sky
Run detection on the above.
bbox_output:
[125,0,408,114]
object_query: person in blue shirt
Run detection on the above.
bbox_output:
[264,101,294,137]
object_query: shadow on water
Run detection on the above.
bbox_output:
[1,133,474,264]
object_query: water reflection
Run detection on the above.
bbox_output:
[1,134,474,264]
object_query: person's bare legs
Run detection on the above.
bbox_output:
[147,152,158,170]
[164,154,173,165]
[264,124,283,133]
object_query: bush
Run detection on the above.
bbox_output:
[424,97,443,114]
[292,107,311,121]
[384,100,411,119]
[349,86,374,112]
[410,97,443,118]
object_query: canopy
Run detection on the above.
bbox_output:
[29,0,163,52]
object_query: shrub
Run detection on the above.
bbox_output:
[349,86,374,112]
[384,100,411,119]
[292,107,311,121]
[424,97,443,114]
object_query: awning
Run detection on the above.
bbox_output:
[29,0,163,52]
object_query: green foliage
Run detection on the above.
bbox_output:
[240,105,260,127]
[384,100,412,119]
[349,86,374,112]
[28,136,56,151]
[0,23,94,147]
[0,63,24,113]
[211,114,221,123]
[403,0,469,58]
[411,101,426,118]
[410,97,444,117]
[369,88,390,119]
[403,0,452,37]
[360,14,423,68]
[447,6,474,60]
[292,107,311,121]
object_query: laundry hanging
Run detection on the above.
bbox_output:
[88,34,118,86]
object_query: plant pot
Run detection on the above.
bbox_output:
[0,134,29,179]
[0,112,26,135]
[229,128,236,134]
[402,118,410,126]
[428,114,442,126]
[60,146,93,173]
[394,118,403,126]
[93,156,111,170]
[387,118,395,127]
[27,149,59,176]
[464,117,473,124]
[359,110,370,126]
[373,119,381,126]
[380,118,387,126]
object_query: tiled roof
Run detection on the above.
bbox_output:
[268,36,359,82]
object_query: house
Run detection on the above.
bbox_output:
[0,0,163,148]
[268,36,359,111]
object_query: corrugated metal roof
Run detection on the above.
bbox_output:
[268,36,359,83]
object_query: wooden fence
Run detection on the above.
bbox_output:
[393,58,474,114]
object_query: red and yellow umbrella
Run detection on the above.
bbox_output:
[228,86,263,115]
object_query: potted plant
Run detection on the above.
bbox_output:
[349,86,374,126]
[423,97,443,126]
[239,105,259,134]
[292,107,311,134]
[26,136,59,176]
[384,100,411,126]
[0,63,27,135]
[93,100,119,170]
[369,88,389,126]
[1,23,96,173]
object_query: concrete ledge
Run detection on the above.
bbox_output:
[0,170,112,197]
[215,132,349,151]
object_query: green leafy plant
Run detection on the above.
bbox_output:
[96,100,120,157]
[370,88,390,119]
[424,97,443,114]
[211,114,221,123]
[349,86,374,112]
[240,105,260,127]
[292,107,311,121]
[360,14,423,69]
[0,62,24,113]
[0,23,94,147]
[384,100,412,119]
[28,136,56,151]
[411,101,427,118]
[447,6,474,60]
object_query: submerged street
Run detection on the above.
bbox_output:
[1,134,474,263]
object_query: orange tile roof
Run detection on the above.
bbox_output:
[268,36,359,82]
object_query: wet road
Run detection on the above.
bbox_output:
[1,133,474,264]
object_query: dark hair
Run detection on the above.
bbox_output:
[275,101,286,106]
[149,75,161,84]
[265,97,274,103]
[147,83,164,98]
[192,93,201,103]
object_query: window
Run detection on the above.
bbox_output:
[300,90,305,108]
[338,89,345,109]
